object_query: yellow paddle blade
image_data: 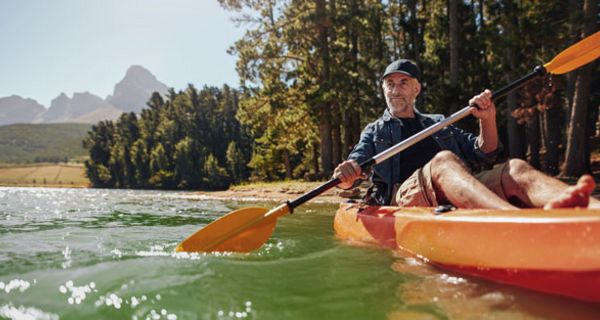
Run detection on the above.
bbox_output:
[176,204,291,252]
[544,30,600,75]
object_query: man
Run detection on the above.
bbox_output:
[334,59,600,209]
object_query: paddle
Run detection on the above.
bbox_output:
[176,30,600,253]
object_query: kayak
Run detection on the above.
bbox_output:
[334,203,600,302]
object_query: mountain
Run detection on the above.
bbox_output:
[71,104,125,123]
[106,65,169,113]
[43,92,112,123]
[0,95,45,125]
[0,65,169,125]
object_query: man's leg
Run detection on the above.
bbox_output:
[428,151,517,209]
[498,159,600,209]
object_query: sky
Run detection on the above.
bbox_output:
[0,0,246,107]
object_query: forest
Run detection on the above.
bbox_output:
[84,0,599,189]
[83,87,252,189]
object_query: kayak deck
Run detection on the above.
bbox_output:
[333,203,600,302]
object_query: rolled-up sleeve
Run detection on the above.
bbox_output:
[452,126,503,166]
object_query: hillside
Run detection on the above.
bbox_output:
[0,123,91,163]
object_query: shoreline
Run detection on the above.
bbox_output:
[0,183,89,188]
[195,181,356,204]
[0,181,356,204]
[5,177,600,204]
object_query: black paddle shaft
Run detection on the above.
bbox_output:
[492,66,546,100]
[286,65,547,211]
[287,158,375,210]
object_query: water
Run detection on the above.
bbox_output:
[1,187,599,320]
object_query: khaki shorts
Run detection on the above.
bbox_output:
[391,162,508,207]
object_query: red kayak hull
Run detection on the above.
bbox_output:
[334,203,600,302]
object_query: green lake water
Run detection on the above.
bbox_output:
[1,187,600,320]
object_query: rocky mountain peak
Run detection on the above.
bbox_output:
[0,95,45,125]
[106,65,169,113]
[0,65,170,125]
[44,92,108,123]
[125,65,157,79]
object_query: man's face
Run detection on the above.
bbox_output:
[382,73,421,117]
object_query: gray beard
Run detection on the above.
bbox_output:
[387,98,415,117]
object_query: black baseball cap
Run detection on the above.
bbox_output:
[381,59,421,81]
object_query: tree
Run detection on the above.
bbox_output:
[226,141,246,182]
[130,138,150,187]
[213,0,597,181]
[448,0,459,113]
[85,85,249,189]
[202,154,231,190]
[83,121,115,187]
[173,137,191,188]
[314,0,334,174]
[563,0,598,176]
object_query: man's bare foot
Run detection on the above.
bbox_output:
[544,175,596,209]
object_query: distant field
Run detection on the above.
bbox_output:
[0,164,89,187]
[0,123,91,163]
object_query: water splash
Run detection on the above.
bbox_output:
[217,300,254,319]
[94,291,179,319]
[0,303,58,320]
[132,308,178,320]
[111,248,123,258]
[94,292,128,309]
[0,279,33,293]
[58,280,97,305]
[135,243,233,259]
[61,245,72,269]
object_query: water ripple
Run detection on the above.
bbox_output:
[0,303,58,320]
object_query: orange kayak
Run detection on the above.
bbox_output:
[334,203,600,302]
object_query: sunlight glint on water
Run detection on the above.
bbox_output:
[1,187,599,320]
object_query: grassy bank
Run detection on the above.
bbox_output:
[0,163,89,187]
[229,180,326,192]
